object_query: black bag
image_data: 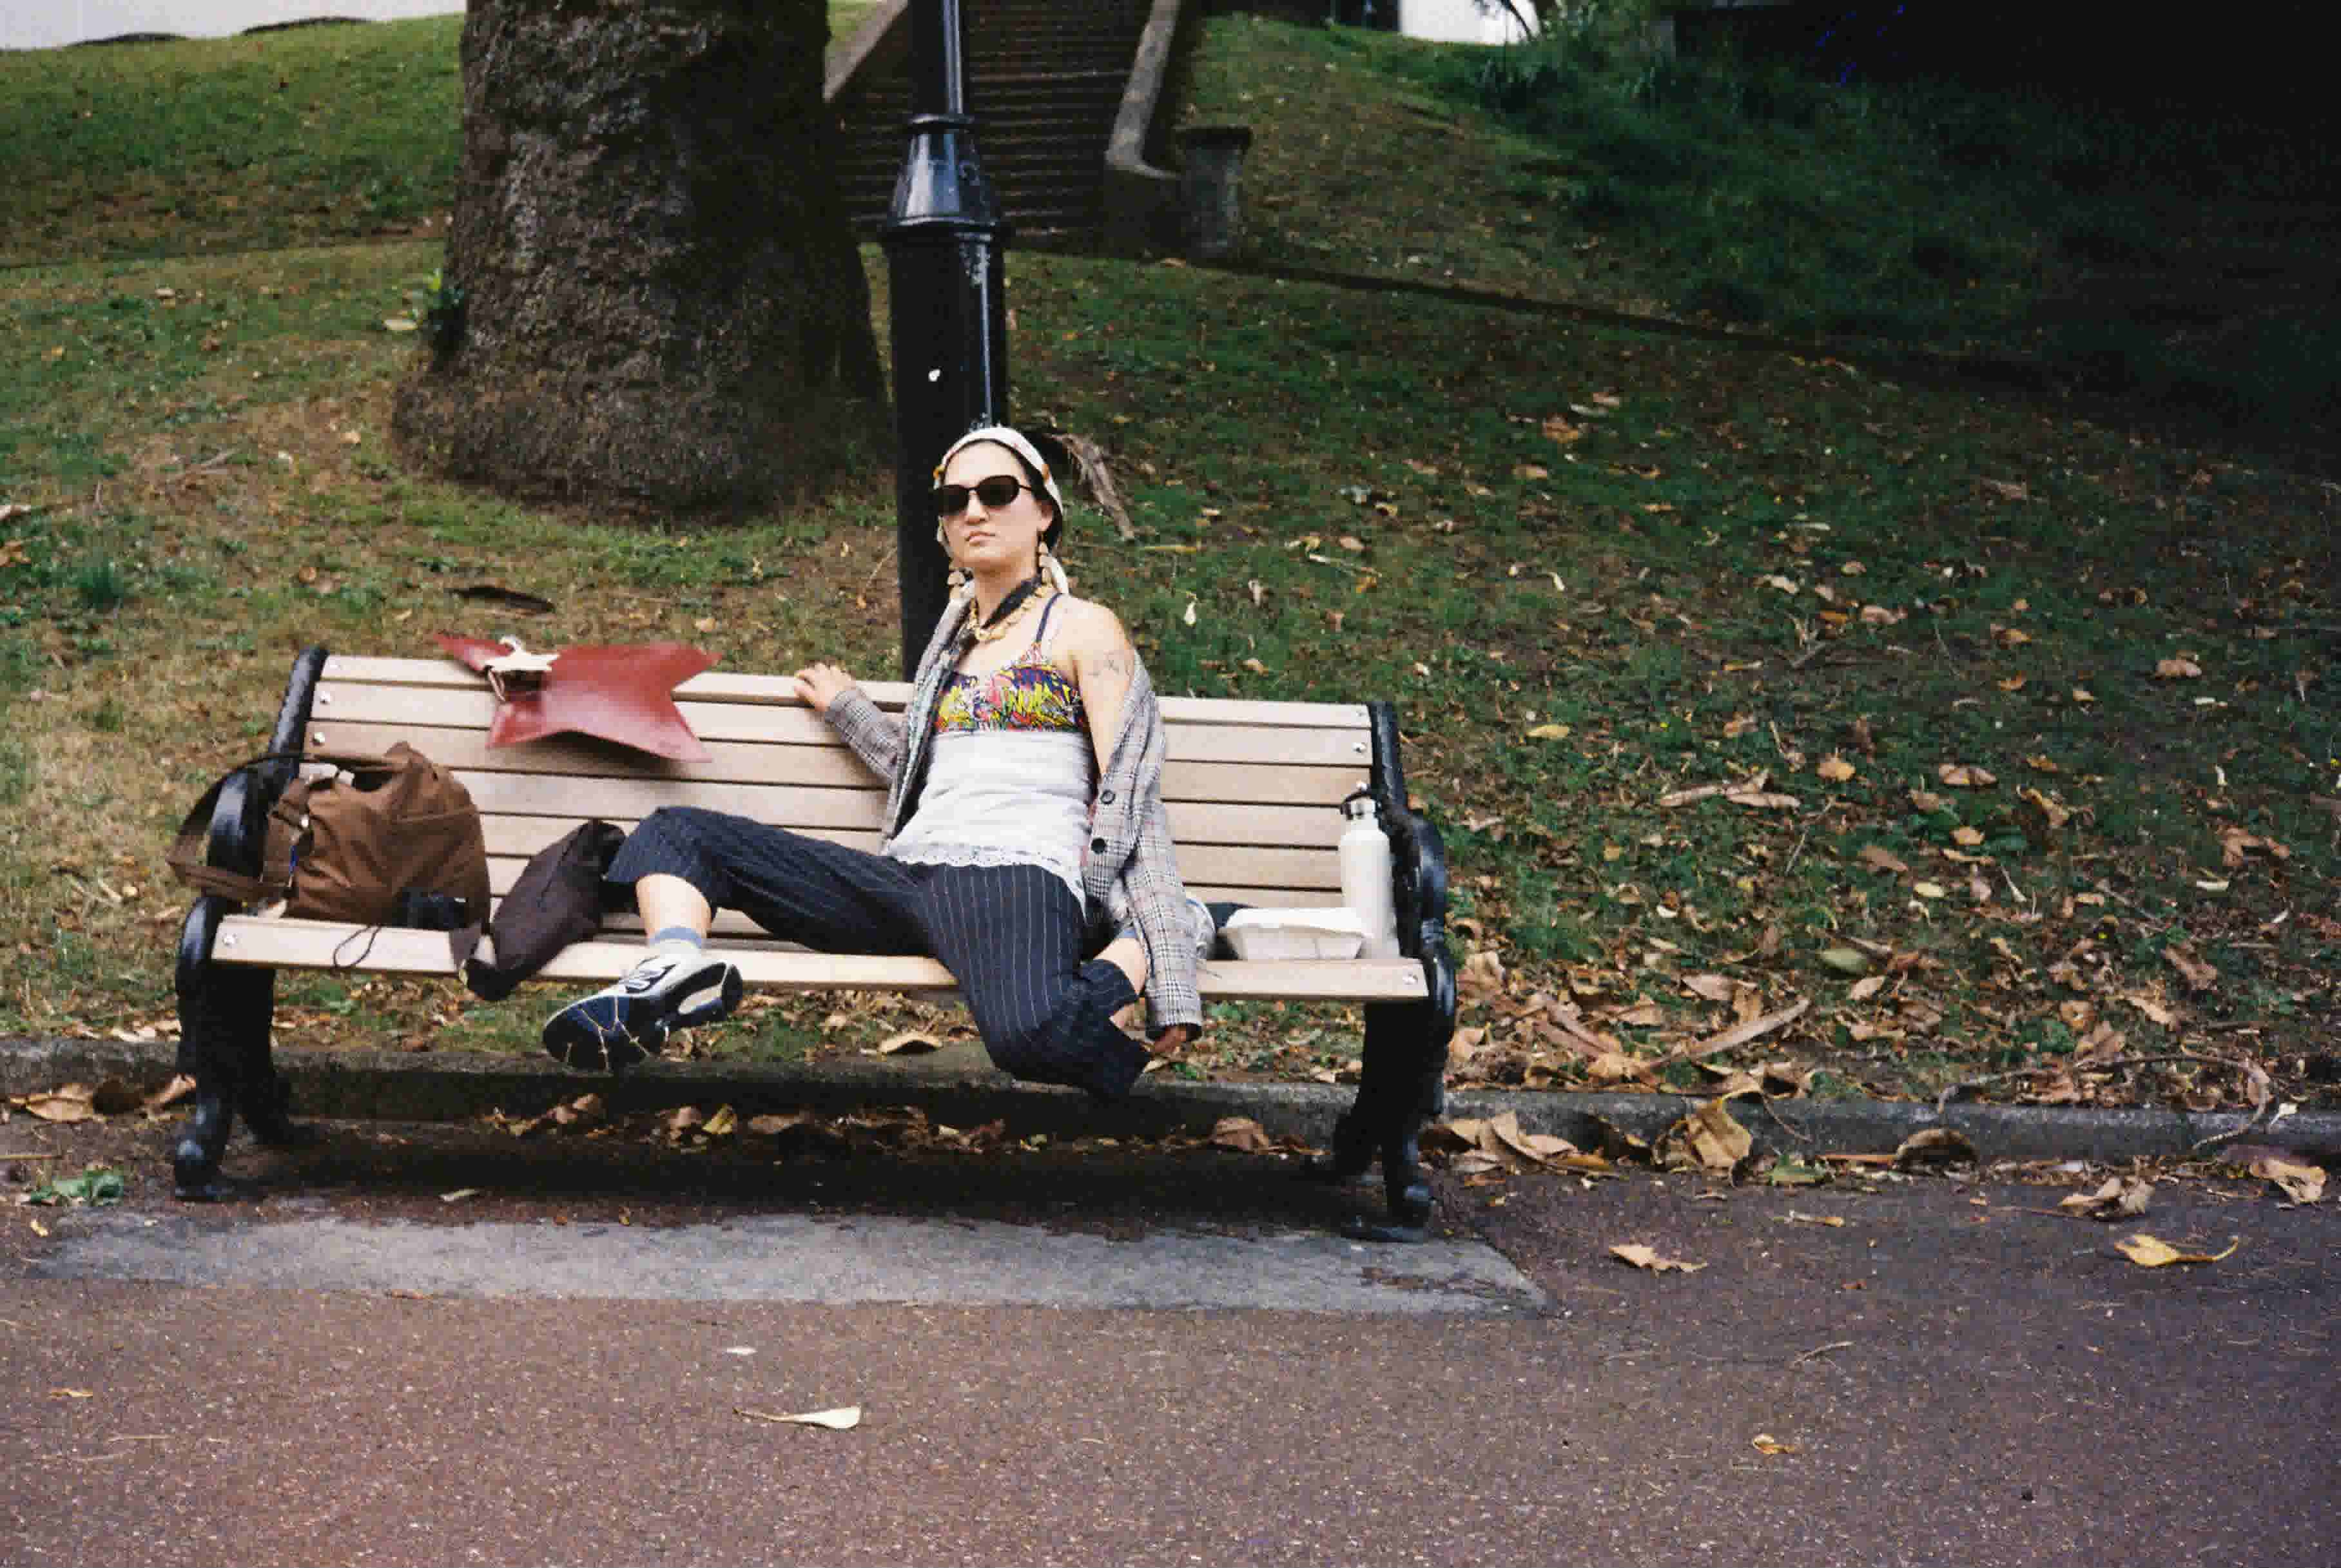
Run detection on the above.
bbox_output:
[453,819,626,1000]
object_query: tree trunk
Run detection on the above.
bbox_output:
[393,0,885,514]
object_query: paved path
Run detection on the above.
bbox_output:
[30,1210,1540,1314]
[2,1118,2335,1565]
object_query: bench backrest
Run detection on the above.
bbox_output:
[300,656,1372,927]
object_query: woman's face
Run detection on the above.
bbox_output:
[938,441,1054,577]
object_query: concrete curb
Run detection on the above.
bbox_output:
[6,1036,2338,1166]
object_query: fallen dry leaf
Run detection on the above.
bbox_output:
[1682,973,1736,1004]
[1937,764,1997,789]
[2217,828,2290,869]
[1457,948,1506,1007]
[2115,1234,2239,1268]
[1611,1243,1706,1273]
[875,1030,941,1056]
[1684,998,1810,1058]
[2162,945,2219,992]
[1585,1050,1653,1085]
[1816,754,1856,782]
[1893,1127,1977,1168]
[1726,789,1801,810]
[2017,788,2072,835]
[2233,1147,2326,1204]
[1855,845,1909,875]
[1446,1024,1488,1069]
[1210,1116,1277,1154]
[1750,1433,1801,1455]
[737,1405,862,1429]
[141,1074,197,1113]
[2059,1176,2153,1220]
[2154,657,2202,680]
[1662,1098,1753,1174]
[16,1085,97,1124]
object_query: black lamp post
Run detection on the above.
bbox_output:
[879,0,1013,677]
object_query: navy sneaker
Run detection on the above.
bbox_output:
[541,951,743,1072]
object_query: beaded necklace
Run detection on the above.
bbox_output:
[965,574,1050,645]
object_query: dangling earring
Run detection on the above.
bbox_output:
[1038,539,1071,597]
[938,524,971,598]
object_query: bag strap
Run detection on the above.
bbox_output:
[166,749,324,902]
[167,749,406,904]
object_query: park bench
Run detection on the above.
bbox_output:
[172,648,1457,1238]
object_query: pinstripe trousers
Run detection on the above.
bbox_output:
[608,806,1151,1100]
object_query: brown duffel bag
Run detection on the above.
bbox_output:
[168,743,491,927]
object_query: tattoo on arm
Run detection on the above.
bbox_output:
[1095,648,1135,680]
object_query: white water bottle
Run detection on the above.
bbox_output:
[1339,788,1401,959]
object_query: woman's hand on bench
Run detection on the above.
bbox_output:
[792,663,857,715]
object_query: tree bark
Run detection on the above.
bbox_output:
[393,0,885,514]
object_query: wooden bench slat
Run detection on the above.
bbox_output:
[461,771,889,831]
[308,722,883,790]
[308,721,1362,806]
[474,820,1346,891]
[572,884,1348,937]
[454,770,1349,851]
[483,854,1348,914]
[210,918,1428,1001]
[306,687,1375,769]
[318,656,1376,729]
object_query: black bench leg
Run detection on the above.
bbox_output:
[1325,998,1447,1244]
[173,898,242,1198]
[173,898,310,1201]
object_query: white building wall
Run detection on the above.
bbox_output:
[1395,0,1534,44]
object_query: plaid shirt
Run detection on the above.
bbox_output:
[822,597,1201,1036]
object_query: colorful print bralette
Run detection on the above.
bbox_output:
[935,602,1085,735]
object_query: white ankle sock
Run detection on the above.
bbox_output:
[648,925,705,961]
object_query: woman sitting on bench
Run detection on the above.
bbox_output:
[541,425,1214,1099]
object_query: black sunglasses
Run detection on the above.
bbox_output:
[931,476,1034,519]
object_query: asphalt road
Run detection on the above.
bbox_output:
[2,1114,2334,1567]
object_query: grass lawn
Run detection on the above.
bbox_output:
[1,14,2333,1116]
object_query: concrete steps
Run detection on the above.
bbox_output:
[833,0,1153,244]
